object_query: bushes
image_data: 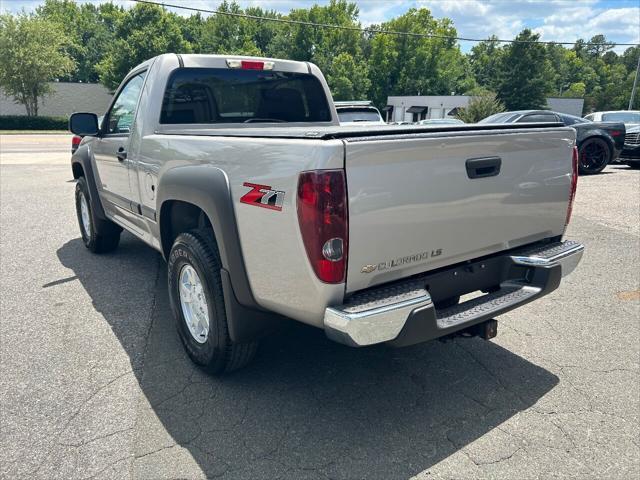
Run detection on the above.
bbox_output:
[0,115,68,130]
[456,92,505,123]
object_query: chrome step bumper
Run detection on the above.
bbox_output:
[324,240,584,347]
[510,240,583,278]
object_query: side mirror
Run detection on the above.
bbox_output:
[69,112,99,136]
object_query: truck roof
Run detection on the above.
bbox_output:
[137,53,314,74]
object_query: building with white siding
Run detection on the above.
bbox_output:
[0,82,112,117]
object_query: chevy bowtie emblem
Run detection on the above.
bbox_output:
[361,264,377,273]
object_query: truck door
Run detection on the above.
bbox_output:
[93,71,146,219]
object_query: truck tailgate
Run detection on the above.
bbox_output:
[344,128,576,293]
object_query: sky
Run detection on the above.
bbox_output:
[2,0,639,53]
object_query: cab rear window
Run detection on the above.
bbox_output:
[160,68,332,124]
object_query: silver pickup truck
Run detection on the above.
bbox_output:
[69,54,584,373]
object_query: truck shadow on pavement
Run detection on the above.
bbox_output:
[57,234,559,479]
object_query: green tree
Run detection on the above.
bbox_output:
[468,37,503,92]
[584,34,615,58]
[267,1,370,100]
[96,3,191,90]
[368,8,475,107]
[0,13,75,116]
[176,12,205,52]
[200,1,262,55]
[621,46,640,72]
[497,29,550,110]
[562,82,586,98]
[326,52,370,100]
[455,90,505,123]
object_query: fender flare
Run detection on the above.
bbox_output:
[157,166,283,342]
[71,148,110,223]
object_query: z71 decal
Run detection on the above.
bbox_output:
[240,182,285,211]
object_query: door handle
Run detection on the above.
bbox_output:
[116,147,127,162]
[466,156,501,179]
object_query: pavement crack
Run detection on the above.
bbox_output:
[129,255,163,478]
[454,340,529,407]
[58,426,135,448]
[134,443,178,460]
[27,369,136,476]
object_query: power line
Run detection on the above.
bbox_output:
[131,0,639,47]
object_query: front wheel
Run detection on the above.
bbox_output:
[75,176,121,253]
[168,230,258,374]
[578,138,611,175]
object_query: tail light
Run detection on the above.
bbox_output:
[297,170,348,283]
[565,146,579,228]
[71,135,81,152]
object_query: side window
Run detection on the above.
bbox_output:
[106,72,146,135]
[517,113,559,123]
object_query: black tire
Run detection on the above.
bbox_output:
[578,137,611,175]
[75,176,121,253]
[168,229,258,374]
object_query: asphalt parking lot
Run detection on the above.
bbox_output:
[1,134,639,479]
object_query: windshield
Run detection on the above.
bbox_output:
[160,68,331,124]
[601,112,640,123]
[337,107,383,123]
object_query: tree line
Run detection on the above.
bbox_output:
[0,0,638,117]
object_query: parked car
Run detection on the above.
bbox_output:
[334,101,386,125]
[619,124,640,168]
[479,110,625,174]
[69,54,583,373]
[584,111,639,168]
[584,110,640,128]
[417,118,465,125]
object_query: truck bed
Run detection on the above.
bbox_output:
[156,122,566,140]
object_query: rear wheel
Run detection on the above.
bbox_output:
[578,137,611,175]
[168,229,258,374]
[75,176,121,253]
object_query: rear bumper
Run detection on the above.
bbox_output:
[324,240,583,347]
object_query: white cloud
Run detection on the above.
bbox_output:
[418,0,639,52]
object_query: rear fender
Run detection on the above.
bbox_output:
[157,165,283,342]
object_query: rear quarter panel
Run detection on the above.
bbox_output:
[139,134,346,326]
[575,122,625,154]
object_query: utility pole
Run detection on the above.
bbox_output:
[629,50,640,110]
